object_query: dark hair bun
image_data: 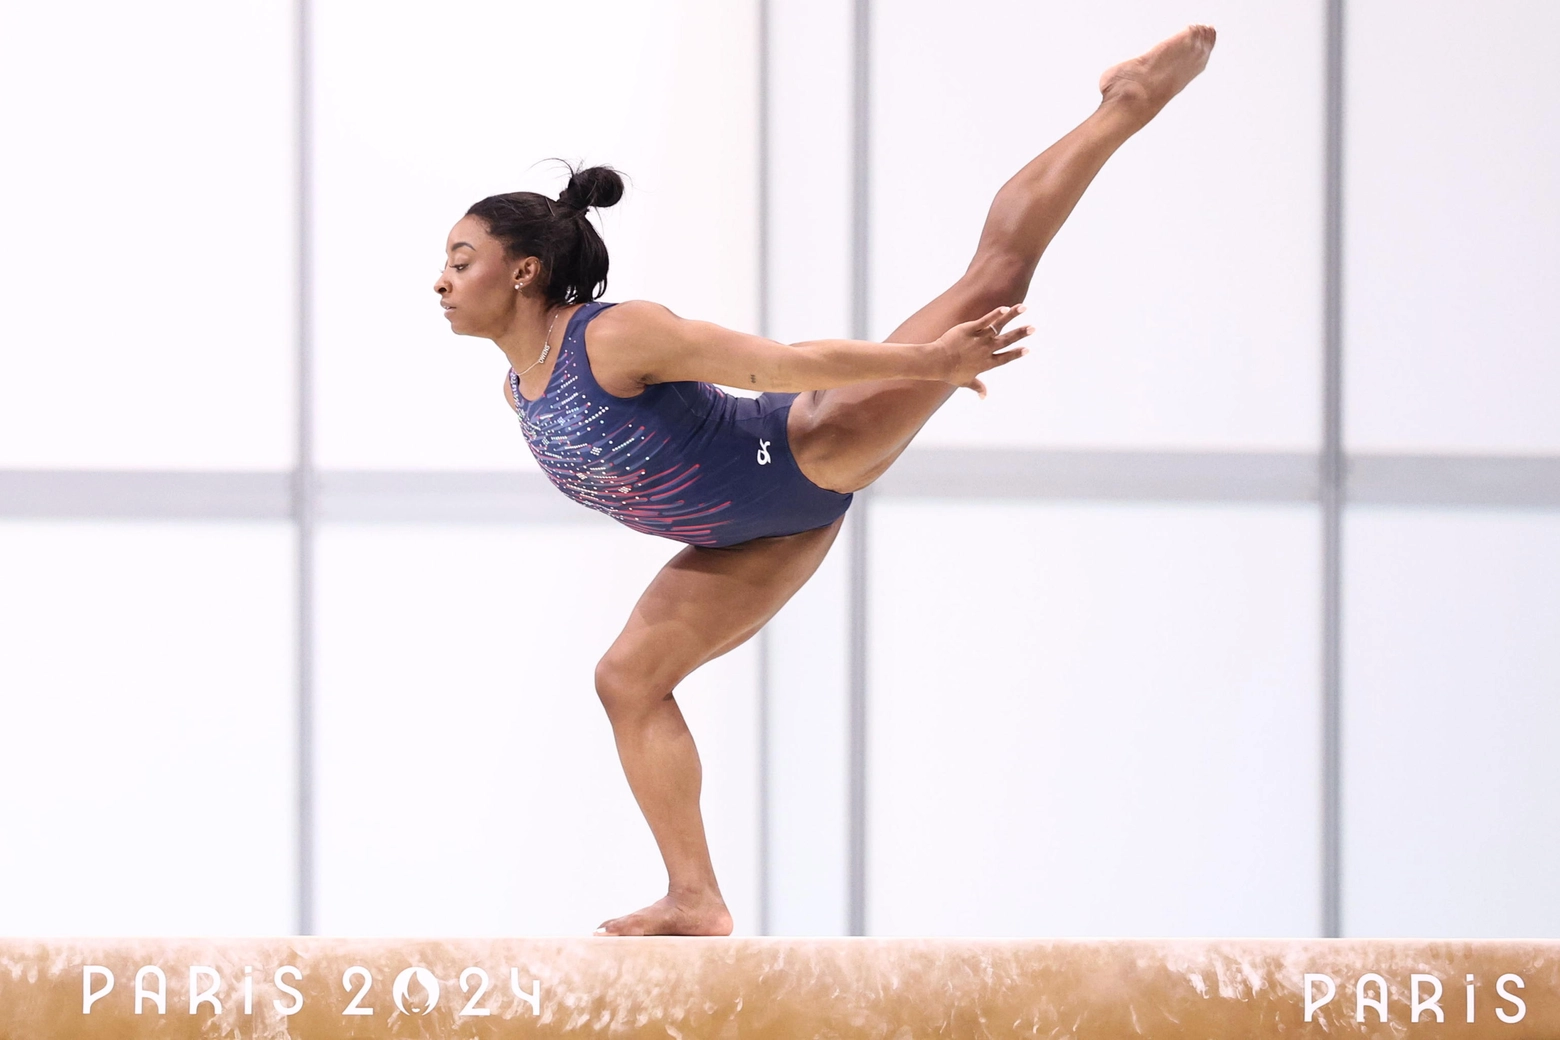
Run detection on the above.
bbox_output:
[558,166,624,212]
[465,163,626,306]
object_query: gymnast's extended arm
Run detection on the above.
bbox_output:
[586,299,1035,395]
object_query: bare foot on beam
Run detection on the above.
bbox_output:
[595,891,734,937]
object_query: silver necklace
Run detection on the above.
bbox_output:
[515,308,561,378]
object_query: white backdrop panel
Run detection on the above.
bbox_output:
[766,0,853,345]
[1342,509,1560,937]
[870,1,1323,451]
[314,523,761,935]
[763,518,852,936]
[0,522,295,934]
[867,501,1320,937]
[0,2,295,469]
[760,0,855,938]
[312,0,760,470]
[1345,1,1560,454]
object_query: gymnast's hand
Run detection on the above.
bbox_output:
[934,305,1034,398]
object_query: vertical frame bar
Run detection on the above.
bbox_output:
[1321,0,1346,939]
[293,0,317,937]
[756,0,774,938]
[846,0,871,938]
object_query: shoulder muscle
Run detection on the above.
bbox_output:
[586,300,683,388]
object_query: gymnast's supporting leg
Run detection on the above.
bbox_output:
[592,519,843,936]
[791,24,1216,493]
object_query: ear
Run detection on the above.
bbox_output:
[511,256,544,284]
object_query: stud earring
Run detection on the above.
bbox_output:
[515,282,525,291]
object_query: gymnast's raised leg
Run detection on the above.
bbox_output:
[592,24,1215,936]
[789,24,1216,492]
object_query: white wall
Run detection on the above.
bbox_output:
[866,501,1322,936]
[1344,0,1560,455]
[1343,509,1560,937]
[0,1,296,469]
[761,0,856,936]
[0,0,300,934]
[1337,0,1560,938]
[0,522,296,934]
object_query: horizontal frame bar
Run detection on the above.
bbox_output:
[4,452,1560,521]
[0,471,292,519]
[1348,454,1560,507]
[872,449,1321,502]
[315,471,611,524]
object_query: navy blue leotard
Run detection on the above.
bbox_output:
[508,301,853,548]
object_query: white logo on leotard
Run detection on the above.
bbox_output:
[756,439,772,465]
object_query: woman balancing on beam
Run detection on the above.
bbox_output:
[434,24,1216,935]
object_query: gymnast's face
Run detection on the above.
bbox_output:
[434,216,532,337]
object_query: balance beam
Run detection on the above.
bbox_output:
[2,938,1556,1037]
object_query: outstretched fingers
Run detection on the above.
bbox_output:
[973,305,1036,356]
[936,304,1037,398]
[963,333,1033,398]
[974,304,1025,333]
[993,325,1034,352]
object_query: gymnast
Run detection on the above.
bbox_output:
[433,25,1215,935]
